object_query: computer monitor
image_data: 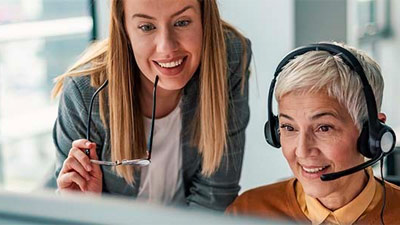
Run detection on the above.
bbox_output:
[0,189,290,225]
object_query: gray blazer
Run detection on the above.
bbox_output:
[53,31,252,211]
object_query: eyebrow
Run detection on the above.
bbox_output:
[279,113,294,120]
[131,5,195,20]
[278,111,341,121]
[310,112,340,120]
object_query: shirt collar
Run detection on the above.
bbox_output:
[296,167,376,225]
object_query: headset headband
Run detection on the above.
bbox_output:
[268,43,380,133]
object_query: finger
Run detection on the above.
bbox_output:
[88,142,98,160]
[58,171,87,191]
[72,140,98,161]
[72,139,96,150]
[84,143,102,177]
[87,144,103,177]
[71,139,92,157]
[72,144,102,177]
[69,147,94,172]
[63,156,91,181]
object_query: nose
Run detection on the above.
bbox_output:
[156,27,179,55]
[295,130,318,158]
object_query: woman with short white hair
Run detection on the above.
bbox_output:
[227,42,399,224]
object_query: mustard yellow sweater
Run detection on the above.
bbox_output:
[226,178,400,224]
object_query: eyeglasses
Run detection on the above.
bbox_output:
[84,76,159,167]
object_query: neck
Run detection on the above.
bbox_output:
[317,170,368,211]
[139,75,181,118]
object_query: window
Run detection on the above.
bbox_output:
[0,0,93,191]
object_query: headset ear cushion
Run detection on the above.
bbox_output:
[379,124,396,154]
[358,122,374,158]
[264,116,281,148]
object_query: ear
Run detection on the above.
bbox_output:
[378,112,387,123]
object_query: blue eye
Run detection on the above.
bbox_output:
[138,24,156,32]
[174,20,190,27]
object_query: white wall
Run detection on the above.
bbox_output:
[377,1,400,139]
[218,0,294,192]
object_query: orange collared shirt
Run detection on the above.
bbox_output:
[295,168,383,225]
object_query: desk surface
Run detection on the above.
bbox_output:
[0,189,290,225]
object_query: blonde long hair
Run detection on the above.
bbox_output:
[52,0,248,184]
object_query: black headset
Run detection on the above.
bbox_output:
[264,43,397,181]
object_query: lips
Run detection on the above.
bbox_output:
[156,58,184,68]
[301,165,329,173]
[152,56,187,77]
[299,163,331,179]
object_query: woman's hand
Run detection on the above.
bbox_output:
[57,139,103,194]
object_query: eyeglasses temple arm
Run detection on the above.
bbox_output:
[85,79,109,156]
[147,75,159,160]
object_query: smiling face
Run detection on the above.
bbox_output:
[123,0,203,91]
[278,91,366,200]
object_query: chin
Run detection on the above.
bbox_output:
[157,82,185,92]
[158,76,191,91]
[301,180,332,199]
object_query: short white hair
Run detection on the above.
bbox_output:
[275,42,384,131]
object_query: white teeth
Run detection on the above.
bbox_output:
[157,58,183,68]
[302,166,327,173]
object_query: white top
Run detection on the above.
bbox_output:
[137,100,185,206]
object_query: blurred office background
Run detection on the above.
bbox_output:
[0,0,399,193]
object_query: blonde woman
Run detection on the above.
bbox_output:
[52,0,251,211]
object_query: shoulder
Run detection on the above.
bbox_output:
[227,178,296,216]
[370,180,400,223]
[62,75,96,107]
[385,180,400,201]
[63,75,93,93]
[63,75,95,97]
[373,178,400,199]
[239,178,293,202]
[223,28,252,72]
[369,178,400,222]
